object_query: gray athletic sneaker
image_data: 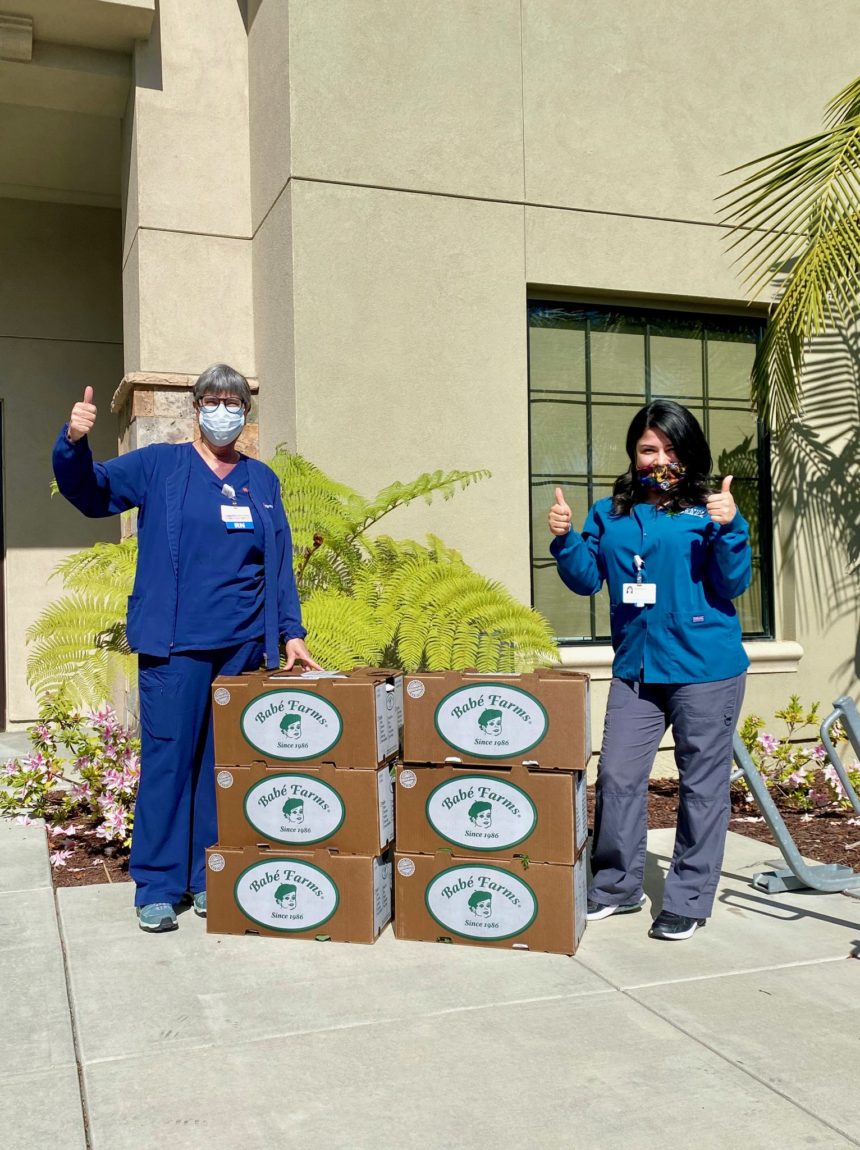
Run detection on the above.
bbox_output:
[586,894,647,921]
[137,902,178,933]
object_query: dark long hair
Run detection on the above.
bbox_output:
[611,400,712,515]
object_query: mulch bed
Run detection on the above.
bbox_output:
[46,778,860,887]
[48,825,130,887]
[639,780,860,872]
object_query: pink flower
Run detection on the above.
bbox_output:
[757,733,779,755]
[69,781,92,801]
[786,769,808,787]
[34,724,50,740]
[102,768,124,792]
[49,824,77,838]
[50,848,74,868]
[2,761,17,777]
[15,815,34,827]
[823,765,847,798]
[811,744,826,763]
[96,802,129,840]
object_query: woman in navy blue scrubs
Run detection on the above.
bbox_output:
[53,364,320,933]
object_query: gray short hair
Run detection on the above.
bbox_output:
[192,364,252,409]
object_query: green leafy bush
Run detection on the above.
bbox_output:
[0,693,140,866]
[736,695,860,811]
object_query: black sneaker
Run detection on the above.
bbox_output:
[648,910,706,941]
[586,894,647,921]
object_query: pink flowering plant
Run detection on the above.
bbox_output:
[0,692,139,865]
[737,695,860,812]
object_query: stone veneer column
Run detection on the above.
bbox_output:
[111,372,260,536]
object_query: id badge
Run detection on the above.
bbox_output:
[221,504,253,531]
[622,582,657,607]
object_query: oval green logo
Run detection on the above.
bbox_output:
[425,775,537,851]
[243,773,345,845]
[234,858,339,933]
[433,685,548,759]
[425,863,538,941]
[240,689,343,761]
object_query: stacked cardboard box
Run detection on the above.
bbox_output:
[394,670,591,955]
[205,668,403,943]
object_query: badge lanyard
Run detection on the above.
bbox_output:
[622,553,657,607]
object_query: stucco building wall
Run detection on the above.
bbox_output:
[0,199,123,721]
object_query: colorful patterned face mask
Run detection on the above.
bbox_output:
[637,462,687,491]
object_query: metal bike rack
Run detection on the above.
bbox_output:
[731,694,860,895]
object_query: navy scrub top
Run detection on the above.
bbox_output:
[172,452,265,651]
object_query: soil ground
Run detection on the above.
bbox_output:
[47,779,860,887]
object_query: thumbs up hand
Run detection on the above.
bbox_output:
[548,486,574,537]
[706,475,736,526]
[67,386,97,443]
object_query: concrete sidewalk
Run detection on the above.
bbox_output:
[2,818,860,1150]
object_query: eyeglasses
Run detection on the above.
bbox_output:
[198,397,245,414]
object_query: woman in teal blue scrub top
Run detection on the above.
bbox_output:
[549,400,751,942]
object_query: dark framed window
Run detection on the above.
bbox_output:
[528,300,773,644]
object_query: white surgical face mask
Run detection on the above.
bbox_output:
[198,403,245,447]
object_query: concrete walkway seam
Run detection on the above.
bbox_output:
[53,872,93,1150]
[627,989,860,1148]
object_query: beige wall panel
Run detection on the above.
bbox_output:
[253,186,296,457]
[290,181,529,600]
[522,0,860,220]
[6,1,155,53]
[130,0,251,240]
[136,229,254,377]
[2,338,123,722]
[526,204,763,304]
[122,231,141,373]
[288,0,524,200]
[0,199,122,343]
[247,0,291,232]
[0,103,120,206]
[121,80,139,265]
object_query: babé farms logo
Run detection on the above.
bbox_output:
[434,685,548,759]
[425,864,538,941]
[425,775,537,851]
[234,859,339,932]
[243,774,345,844]
[240,690,343,761]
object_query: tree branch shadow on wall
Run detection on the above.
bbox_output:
[775,327,860,684]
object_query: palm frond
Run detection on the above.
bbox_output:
[300,591,390,670]
[720,77,860,429]
[353,469,491,535]
[357,534,556,672]
[824,75,860,128]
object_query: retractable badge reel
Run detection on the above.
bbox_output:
[622,554,657,607]
[220,482,253,531]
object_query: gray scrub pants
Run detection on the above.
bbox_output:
[589,674,746,919]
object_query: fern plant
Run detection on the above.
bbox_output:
[27,538,139,708]
[28,453,557,706]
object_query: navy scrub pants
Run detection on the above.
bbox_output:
[589,673,746,920]
[130,638,264,907]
